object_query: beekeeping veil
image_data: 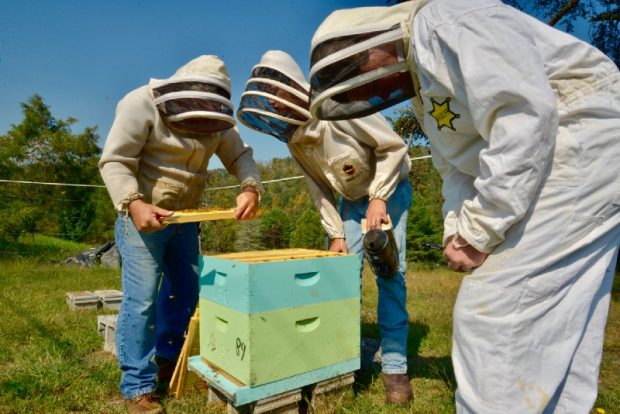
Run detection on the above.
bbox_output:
[309,1,423,120]
[237,50,311,143]
[149,55,235,134]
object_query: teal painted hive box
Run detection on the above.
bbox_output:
[199,249,360,312]
[199,249,360,387]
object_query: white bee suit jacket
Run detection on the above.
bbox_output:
[287,114,410,239]
[236,50,411,240]
[408,1,618,253]
[405,0,620,413]
[99,56,262,212]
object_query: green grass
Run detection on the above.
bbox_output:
[0,262,122,413]
[0,234,90,262]
[0,237,617,413]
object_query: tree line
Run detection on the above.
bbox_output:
[0,95,445,264]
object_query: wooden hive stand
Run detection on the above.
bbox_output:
[194,363,355,414]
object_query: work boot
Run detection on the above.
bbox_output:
[155,355,177,384]
[382,373,413,405]
[124,392,163,414]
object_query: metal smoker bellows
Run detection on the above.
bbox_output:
[362,228,399,279]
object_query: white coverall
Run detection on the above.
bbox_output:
[406,1,620,412]
[310,0,619,411]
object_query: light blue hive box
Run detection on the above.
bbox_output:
[189,248,361,405]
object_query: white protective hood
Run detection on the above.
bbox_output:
[149,55,236,133]
[237,50,311,142]
[309,1,428,120]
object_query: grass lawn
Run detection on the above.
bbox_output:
[0,235,617,413]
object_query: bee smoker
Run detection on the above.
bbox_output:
[363,226,399,279]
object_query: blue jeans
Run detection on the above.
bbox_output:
[339,179,412,374]
[114,215,199,399]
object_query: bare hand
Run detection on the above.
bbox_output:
[235,190,259,220]
[328,238,348,253]
[128,199,172,232]
[366,199,388,231]
[443,234,488,272]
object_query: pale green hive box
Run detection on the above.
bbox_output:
[199,249,360,387]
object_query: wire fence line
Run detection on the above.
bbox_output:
[0,155,435,254]
[0,179,107,188]
[0,155,433,191]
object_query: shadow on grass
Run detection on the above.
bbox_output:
[410,355,456,389]
[355,321,455,395]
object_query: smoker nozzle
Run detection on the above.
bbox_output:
[422,242,443,250]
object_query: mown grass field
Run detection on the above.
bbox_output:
[0,235,617,413]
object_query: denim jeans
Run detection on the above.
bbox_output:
[114,215,199,399]
[339,178,412,374]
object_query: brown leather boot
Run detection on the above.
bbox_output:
[124,392,163,414]
[382,373,413,405]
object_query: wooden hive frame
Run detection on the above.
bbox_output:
[212,248,346,263]
[162,208,237,224]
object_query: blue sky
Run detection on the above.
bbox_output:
[0,0,389,168]
[0,1,596,169]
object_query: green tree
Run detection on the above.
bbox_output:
[0,95,103,241]
[259,208,292,249]
[234,220,263,252]
[405,147,445,264]
[386,105,427,146]
[89,188,119,241]
[290,209,325,249]
[201,220,238,254]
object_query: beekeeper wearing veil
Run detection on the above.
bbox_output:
[308,1,620,412]
[238,50,415,405]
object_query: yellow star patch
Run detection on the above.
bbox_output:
[429,97,460,131]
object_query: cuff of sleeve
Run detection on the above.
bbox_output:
[369,194,388,202]
[456,223,495,254]
[443,212,458,245]
[117,191,144,213]
[327,230,346,239]
[240,180,265,196]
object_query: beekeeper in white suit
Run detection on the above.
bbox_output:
[308,0,620,412]
[99,55,263,414]
[237,50,415,405]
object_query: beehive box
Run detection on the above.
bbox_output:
[199,249,360,387]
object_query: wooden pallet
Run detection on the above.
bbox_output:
[188,355,358,412]
[205,371,355,414]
